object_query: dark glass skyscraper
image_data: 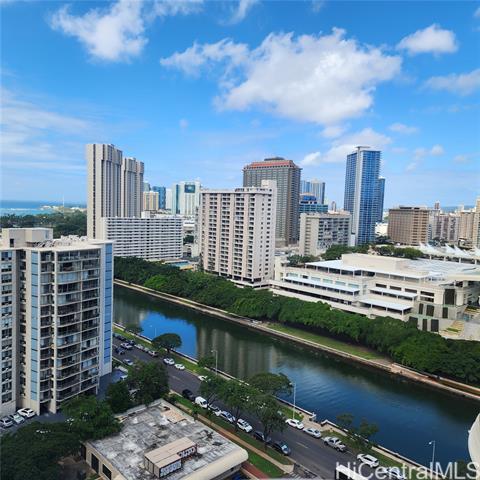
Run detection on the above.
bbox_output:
[375,177,385,223]
[152,186,166,209]
[344,147,381,245]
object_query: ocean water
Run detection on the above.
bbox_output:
[0,200,86,216]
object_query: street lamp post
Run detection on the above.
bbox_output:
[211,349,218,376]
[429,440,436,474]
[292,382,296,420]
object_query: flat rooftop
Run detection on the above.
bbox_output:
[87,399,247,480]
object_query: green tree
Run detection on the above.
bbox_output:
[125,323,143,335]
[253,395,286,449]
[62,395,121,441]
[152,333,182,353]
[199,374,227,414]
[0,421,80,480]
[106,380,133,413]
[249,372,292,396]
[337,413,379,452]
[198,355,216,369]
[128,361,169,405]
[220,380,255,431]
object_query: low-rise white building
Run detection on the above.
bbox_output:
[99,216,183,261]
[272,253,480,340]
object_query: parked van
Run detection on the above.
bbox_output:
[194,396,208,408]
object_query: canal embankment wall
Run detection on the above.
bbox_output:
[114,279,480,402]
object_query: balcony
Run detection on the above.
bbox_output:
[57,385,80,402]
[57,345,80,358]
[57,376,80,391]
[57,355,80,369]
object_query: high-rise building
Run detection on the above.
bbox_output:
[99,215,183,261]
[152,186,167,210]
[375,177,385,223]
[344,147,381,245]
[243,157,301,246]
[121,157,144,218]
[300,179,326,204]
[143,181,151,192]
[143,191,159,212]
[171,181,201,216]
[198,181,276,287]
[299,194,328,215]
[0,228,113,416]
[86,144,122,239]
[387,206,430,245]
[299,212,351,256]
[165,188,173,211]
[431,212,460,243]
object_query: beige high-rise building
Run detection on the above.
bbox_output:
[299,212,351,256]
[143,191,159,212]
[121,157,144,218]
[387,206,430,245]
[0,228,113,416]
[198,181,276,287]
[86,144,122,239]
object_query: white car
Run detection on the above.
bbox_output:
[377,467,406,480]
[198,375,207,381]
[220,411,236,424]
[124,359,134,366]
[357,454,379,468]
[17,408,36,419]
[304,427,322,438]
[357,453,379,468]
[9,413,25,424]
[237,419,253,433]
[285,418,304,430]
[163,358,175,366]
[194,396,208,408]
[174,363,185,370]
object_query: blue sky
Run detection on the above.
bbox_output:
[1,0,479,207]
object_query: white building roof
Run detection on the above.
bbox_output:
[361,297,412,311]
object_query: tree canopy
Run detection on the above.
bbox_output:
[249,372,292,396]
[128,361,169,404]
[152,333,182,353]
[106,380,134,413]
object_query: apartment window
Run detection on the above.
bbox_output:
[102,464,112,479]
[426,305,434,317]
[444,289,455,306]
[91,454,99,473]
[418,304,423,315]
[431,319,439,333]
[442,307,448,319]
[422,319,428,331]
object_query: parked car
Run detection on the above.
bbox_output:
[118,348,125,355]
[121,343,132,350]
[114,346,120,354]
[324,436,347,452]
[237,419,253,433]
[208,405,221,416]
[182,389,195,401]
[0,416,14,428]
[136,344,145,352]
[17,408,36,419]
[253,430,271,444]
[124,359,134,366]
[376,467,406,480]
[198,375,207,381]
[273,440,291,456]
[174,363,185,370]
[148,350,158,357]
[304,427,322,438]
[195,396,208,409]
[163,358,175,366]
[357,454,379,468]
[127,339,135,346]
[9,413,25,425]
[285,418,304,430]
[220,411,236,423]
[120,374,128,381]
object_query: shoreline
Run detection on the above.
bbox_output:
[114,279,480,402]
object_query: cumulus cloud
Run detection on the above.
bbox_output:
[50,0,202,62]
[160,29,401,126]
[397,24,457,55]
[475,7,480,18]
[301,128,391,166]
[424,69,480,96]
[179,118,189,129]
[407,144,444,171]
[388,122,418,135]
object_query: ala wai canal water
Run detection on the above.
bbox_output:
[114,284,479,467]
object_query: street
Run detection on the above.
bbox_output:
[114,338,374,479]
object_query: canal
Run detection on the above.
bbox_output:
[114,284,479,466]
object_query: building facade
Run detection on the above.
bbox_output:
[243,157,301,246]
[0,228,113,416]
[299,194,329,216]
[198,181,276,287]
[143,191,159,212]
[171,181,201,216]
[152,186,166,210]
[272,253,480,341]
[299,212,351,256]
[344,147,382,245]
[300,179,325,204]
[99,216,183,261]
[387,206,430,245]
[120,157,144,218]
[86,144,122,239]
[375,177,385,223]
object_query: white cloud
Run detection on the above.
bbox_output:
[179,118,189,129]
[424,69,480,96]
[321,125,345,139]
[407,144,444,171]
[388,122,418,135]
[301,128,391,166]
[161,29,401,126]
[475,7,480,18]
[311,0,325,13]
[50,0,202,62]
[229,0,258,24]
[397,24,457,55]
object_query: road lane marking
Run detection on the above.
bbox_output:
[296,441,309,449]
